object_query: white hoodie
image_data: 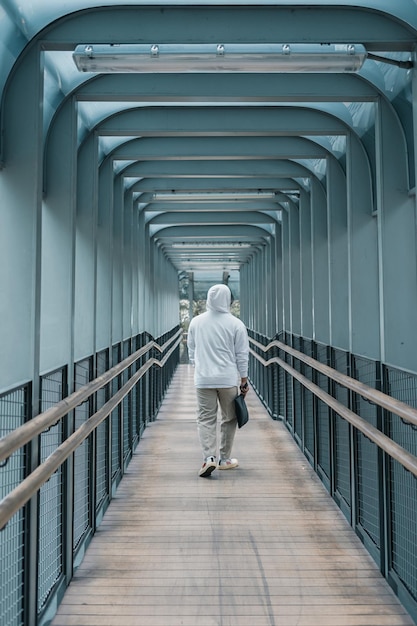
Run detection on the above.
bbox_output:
[187,284,249,388]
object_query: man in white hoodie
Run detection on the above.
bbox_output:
[187,284,249,477]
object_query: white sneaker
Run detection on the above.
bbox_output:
[199,456,217,477]
[218,458,239,470]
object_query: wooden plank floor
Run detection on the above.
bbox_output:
[51,364,415,626]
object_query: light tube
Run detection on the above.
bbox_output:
[73,43,366,73]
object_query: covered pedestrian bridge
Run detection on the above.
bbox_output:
[1,1,417,625]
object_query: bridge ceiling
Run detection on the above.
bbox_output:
[1,1,416,279]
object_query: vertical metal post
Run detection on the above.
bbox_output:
[23,44,45,626]
[188,272,194,322]
[349,353,358,538]
[379,363,389,578]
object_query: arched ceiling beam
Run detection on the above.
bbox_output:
[120,160,320,179]
[39,5,417,52]
[45,66,407,155]
[131,178,305,194]
[106,134,341,197]
[148,211,277,226]
[142,200,292,213]
[5,3,416,168]
[42,65,410,183]
[107,136,330,161]
[74,72,379,103]
[153,224,272,241]
[161,251,262,267]
[96,106,348,137]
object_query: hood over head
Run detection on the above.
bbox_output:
[206,284,231,313]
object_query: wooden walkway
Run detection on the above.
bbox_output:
[51,364,414,626]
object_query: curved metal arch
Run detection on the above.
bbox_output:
[151,223,273,240]
[102,135,332,161]
[142,200,285,214]
[131,177,305,194]
[3,1,416,160]
[88,104,362,189]
[31,2,417,52]
[3,0,417,40]
[18,0,400,272]
[41,99,354,173]
[38,59,398,159]
[74,71,380,102]
[39,60,410,182]
[99,133,346,198]
[89,102,381,208]
[39,88,370,197]
[114,155,340,207]
[57,64,409,135]
[120,159,323,180]
[36,34,410,177]
[116,163,321,204]
[94,107,349,167]
[89,105,350,137]
[75,106,380,197]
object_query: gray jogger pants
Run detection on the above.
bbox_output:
[196,386,238,460]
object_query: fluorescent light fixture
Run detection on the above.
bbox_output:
[152,191,276,202]
[73,43,366,73]
[172,242,252,249]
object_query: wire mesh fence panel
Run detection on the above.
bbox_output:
[265,362,272,417]
[111,344,122,480]
[332,349,351,508]
[250,330,261,399]
[95,350,109,510]
[302,339,315,461]
[351,356,381,550]
[388,457,417,603]
[137,334,147,436]
[122,340,132,460]
[149,367,156,420]
[135,382,143,436]
[292,336,303,442]
[141,335,151,429]
[316,343,331,483]
[73,359,92,551]
[385,366,417,604]
[141,371,150,432]
[0,385,29,626]
[0,328,181,626]
[131,335,141,445]
[275,332,286,420]
[38,369,65,612]
[284,333,293,428]
[247,330,417,617]
[152,366,160,418]
[268,337,279,420]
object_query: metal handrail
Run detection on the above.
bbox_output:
[249,343,417,478]
[0,329,182,464]
[0,334,181,530]
[250,336,417,428]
